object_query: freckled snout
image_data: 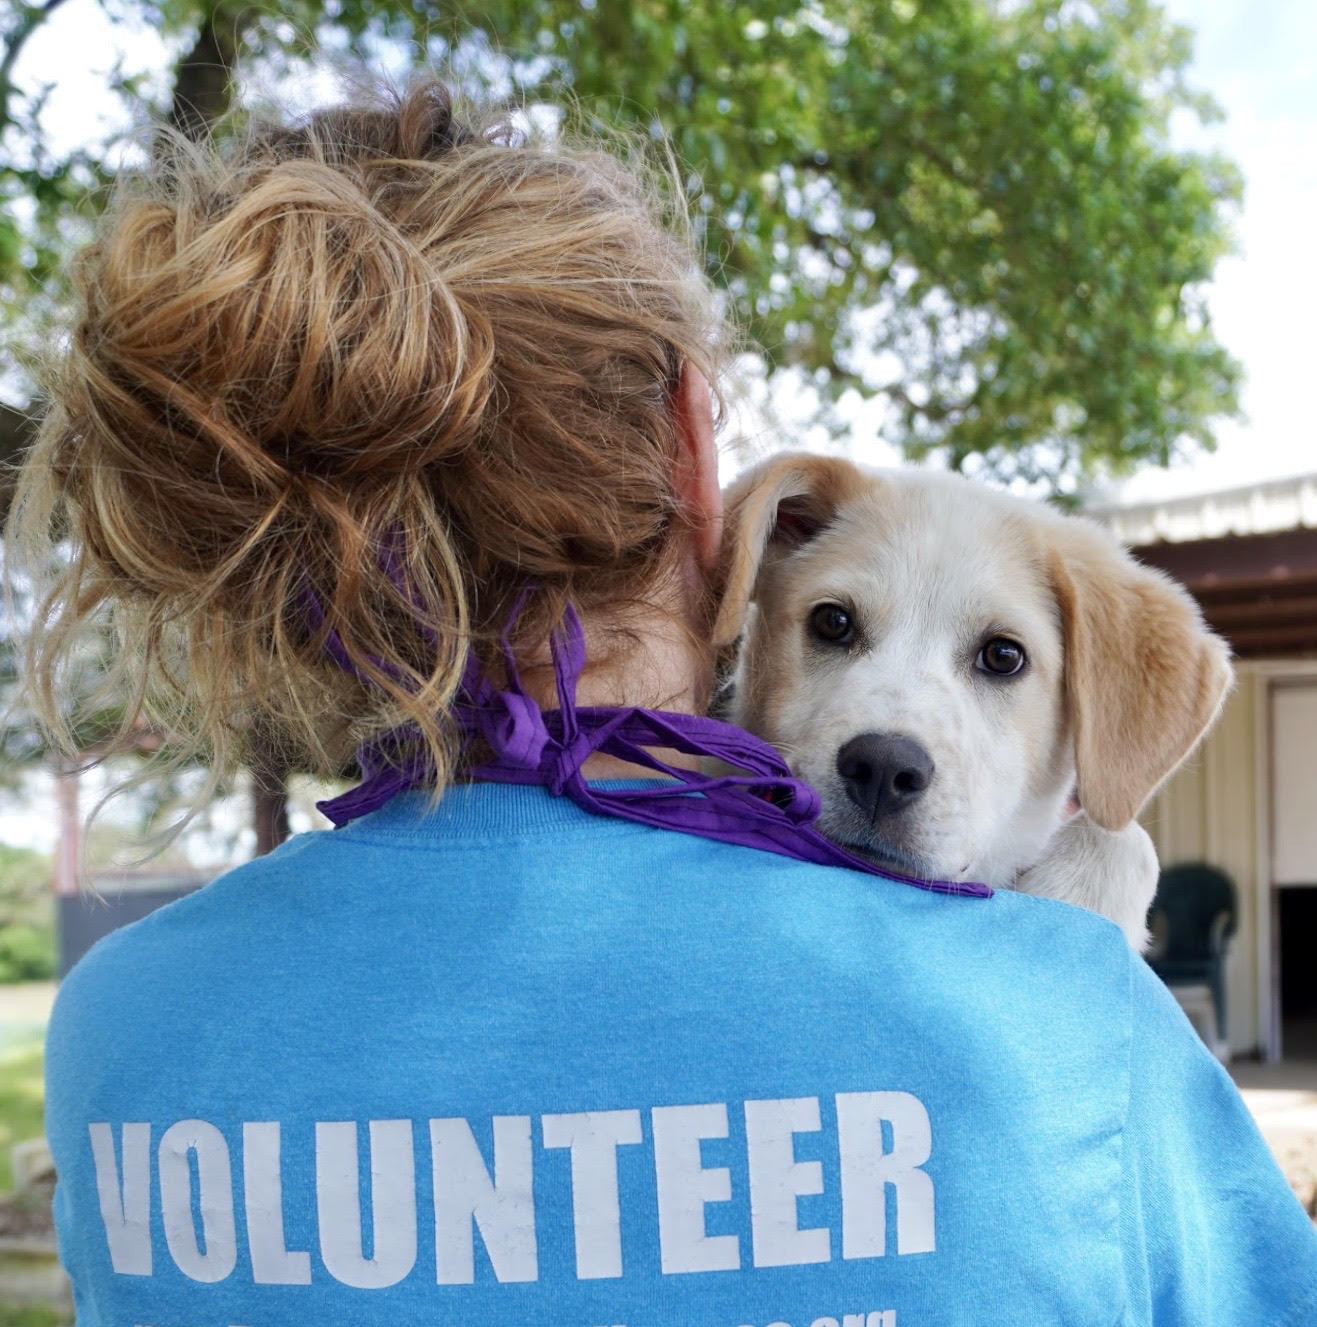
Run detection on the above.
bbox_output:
[836,732,935,822]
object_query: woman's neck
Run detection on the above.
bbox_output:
[518,597,713,780]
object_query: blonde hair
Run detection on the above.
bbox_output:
[8,82,729,815]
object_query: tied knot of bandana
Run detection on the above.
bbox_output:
[551,733,595,796]
[473,686,549,773]
[312,591,989,899]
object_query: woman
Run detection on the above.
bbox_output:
[13,82,1316,1326]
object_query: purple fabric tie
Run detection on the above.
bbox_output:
[312,594,991,900]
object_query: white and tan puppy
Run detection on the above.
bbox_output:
[713,453,1233,949]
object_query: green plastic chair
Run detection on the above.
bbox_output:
[1146,862,1238,1044]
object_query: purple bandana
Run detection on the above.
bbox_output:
[311,593,990,900]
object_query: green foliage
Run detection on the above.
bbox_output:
[0,845,54,984]
[0,844,48,924]
[440,0,1243,486]
[0,1307,67,1327]
[0,926,53,984]
[0,0,1241,492]
[0,2,110,391]
[1,540,161,777]
[0,1036,44,1192]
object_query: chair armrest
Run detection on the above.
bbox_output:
[1208,908,1232,957]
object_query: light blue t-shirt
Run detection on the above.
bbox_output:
[45,783,1317,1326]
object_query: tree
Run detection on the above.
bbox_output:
[1,0,277,845]
[0,0,1243,843]
[2,0,1242,501]
[0,842,55,982]
[0,0,266,514]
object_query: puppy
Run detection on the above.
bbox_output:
[713,453,1233,949]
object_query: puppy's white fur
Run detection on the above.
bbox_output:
[714,454,1233,949]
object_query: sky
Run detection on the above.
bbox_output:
[1109,0,1317,501]
[3,0,1315,851]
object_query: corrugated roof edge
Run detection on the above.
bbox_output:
[1086,472,1317,546]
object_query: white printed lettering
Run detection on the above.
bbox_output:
[89,1122,152,1276]
[243,1122,311,1285]
[542,1109,643,1280]
[315,1120,417,1288]
[158,1119,238,1282]
[651,1103,739,1274]
[836,1090,935,1257]
[89,1086,936,1292]
[745,1096,830,1268]
[431,1115,538,1284]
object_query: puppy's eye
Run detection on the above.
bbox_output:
[810,603,855,645]
[977,636,1027,677]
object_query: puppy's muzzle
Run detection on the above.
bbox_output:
[837,733,935,823]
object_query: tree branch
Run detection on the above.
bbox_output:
[249,728,291,856]
[0,0,70,134]
[877,379,979,425]
[0,398,38,524]
[168,2,258,140]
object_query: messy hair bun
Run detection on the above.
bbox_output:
[10,81,727,817]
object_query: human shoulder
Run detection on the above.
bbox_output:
[775,852,1136,984]
[49,831,327,1028]
[671,840,1141,1065]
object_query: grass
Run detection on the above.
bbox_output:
[0,1020,64,1327]
[0,1307,65,1327]
[0,1031,44,1193]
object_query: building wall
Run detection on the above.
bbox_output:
[1142,670,1261,1057]
[1143,662,1317,1058]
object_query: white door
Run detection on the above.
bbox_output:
[1272,683,1317,886]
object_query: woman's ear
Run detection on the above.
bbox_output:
[672,363,723,572]
[711,451,868,648]
[1050,518,1234,829]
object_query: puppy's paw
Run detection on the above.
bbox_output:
[1015,815,1159,951]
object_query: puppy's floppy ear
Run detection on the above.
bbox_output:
[712,451,866,648]
[1051,518,1233,830]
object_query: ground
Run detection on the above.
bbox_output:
[0,982,63,1324]
[1233,1058,1317,1217]
[0,1310,63,1327]
[0,984,51,1195]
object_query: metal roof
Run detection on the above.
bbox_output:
[1088,472,1317,547]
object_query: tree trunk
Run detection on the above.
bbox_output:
[0,400,37,523]
[168,2,257,140]
[52,756,81,896]
[172,3,294,855]
[9,6,292,852]
[250,733,291,857]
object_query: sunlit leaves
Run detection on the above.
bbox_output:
[0,0,1243,492]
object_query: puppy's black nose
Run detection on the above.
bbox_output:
[836,732,934,822]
